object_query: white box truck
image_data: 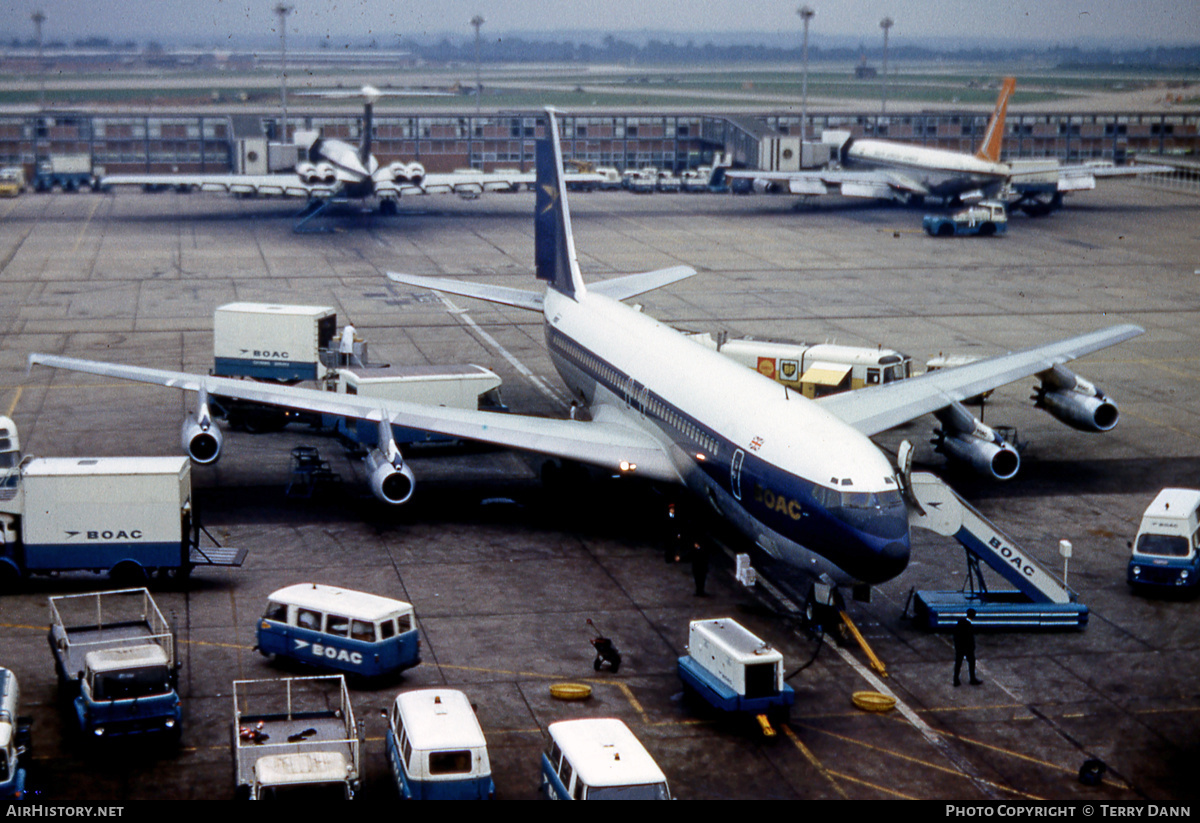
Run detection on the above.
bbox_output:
[213,303,339,383]
[0,417,244,587]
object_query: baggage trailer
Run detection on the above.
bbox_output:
[232,676,361,800]
[48,588,181,741]
[677,618,794,735]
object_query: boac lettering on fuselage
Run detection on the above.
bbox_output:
[753,483,803,521]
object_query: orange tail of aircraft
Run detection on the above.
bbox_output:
[974,77,1016,163]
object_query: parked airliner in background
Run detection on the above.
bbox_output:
[30,109,1142,600]
[99,86,596,226]
[727,77,1172,216]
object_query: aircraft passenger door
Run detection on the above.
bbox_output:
[731,449,744,501]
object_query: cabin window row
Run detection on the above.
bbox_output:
[553,333,719,458]
[263,602,412,643]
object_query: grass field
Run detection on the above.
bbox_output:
[0,62,1191,111]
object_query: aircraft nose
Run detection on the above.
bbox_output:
[873,537,911,583]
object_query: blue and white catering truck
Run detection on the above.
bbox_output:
[385,689,494,799]
[0,667,31,798]
[213,303,340,382]
[1128,488,1200,592]
[541,718,671,800]
[256,583,421,678]
[0,418,244,586]
[48,588,181,741]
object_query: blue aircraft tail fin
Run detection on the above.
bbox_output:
[535,110,586,300]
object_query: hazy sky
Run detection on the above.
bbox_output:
[3,0,1198,46]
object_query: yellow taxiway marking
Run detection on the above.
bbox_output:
[936,728,1131,791]
[72,197,102,255]
[4,386,21,417]
[797,721,1043,800]
[783,725,849,799]
[826,768,919,799]
[1121,407,1200,443]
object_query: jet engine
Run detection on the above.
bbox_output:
[180,387,223,465]
[364,417,415,505]
[315,163,337,185]
[932,401,1020,481]
[1034,364,1120,432]
[296,161,317,183]
[385,162,425,186]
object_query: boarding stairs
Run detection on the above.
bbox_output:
[903,469,1087,630]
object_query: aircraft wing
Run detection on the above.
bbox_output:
[814,324,1144,436]
[386,265,697,312]
[100,173,326,198]
[383,169,533,197]
[387,272,545,311]
[724,169,922,200]
[590,266,698,301]
[27,353,680,483]
[383,170,604,197]
[1010,161,1173,194]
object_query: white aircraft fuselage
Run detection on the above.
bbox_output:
[542,286,911,586]
[846,140,1010,199]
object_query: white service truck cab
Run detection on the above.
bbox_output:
[1128,488,1200,592]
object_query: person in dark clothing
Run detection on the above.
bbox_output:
[690,541,709,596]
[954,608,983,686]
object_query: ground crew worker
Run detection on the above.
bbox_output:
[953,608,983,686]
[340,322,356,366]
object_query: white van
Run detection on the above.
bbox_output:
[540,718,671,800]
[385,689,494,799]
[1128,488,1200,591]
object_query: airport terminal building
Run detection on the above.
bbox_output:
[0,108,1196,178]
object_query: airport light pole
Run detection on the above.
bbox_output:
[31,10,45,110]
[471,15,485,115]
[275,4,293,141]
[798,6,814,145]
[879,16,893,115]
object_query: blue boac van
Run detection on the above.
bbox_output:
[541,718,671,800]
[1128,489,1200,592]
[386,689,494,799]
[257,584,420,678]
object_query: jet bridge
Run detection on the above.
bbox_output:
[904,469,1088,630]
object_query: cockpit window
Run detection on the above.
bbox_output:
[839,489,904,509]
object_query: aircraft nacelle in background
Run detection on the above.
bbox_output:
[181,388,223,465]
[933,401,1020,481]
[1035,365,1120,432]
